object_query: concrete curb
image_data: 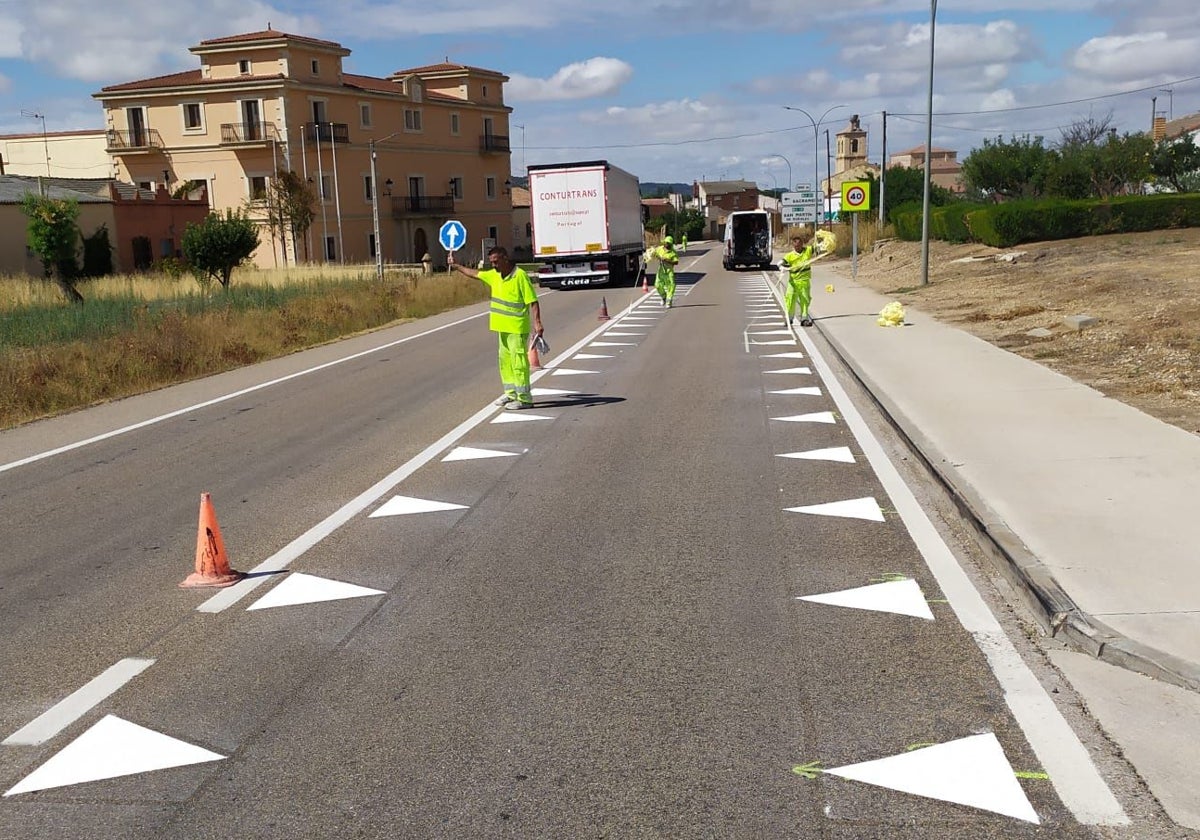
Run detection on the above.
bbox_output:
[814,318,1200,695]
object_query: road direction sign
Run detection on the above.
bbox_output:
[782,206,816,224]
[841,181,870,212]
[439,219,467,251]
[782,191,822,206]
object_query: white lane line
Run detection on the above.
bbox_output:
[789,287,1129,826]
[198,294,637,614]
[0,310,493,476]
[3,658,155,746]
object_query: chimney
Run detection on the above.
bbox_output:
[1152,116,1167,141]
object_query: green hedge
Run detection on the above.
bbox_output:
[896,193,1200,247]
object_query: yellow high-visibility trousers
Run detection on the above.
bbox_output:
[498,331,532,404]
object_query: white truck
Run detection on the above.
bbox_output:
[528,160,645,289]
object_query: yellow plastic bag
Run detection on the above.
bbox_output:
[825,284,835,294]
[813,229,838,255]
[877,301,906,327]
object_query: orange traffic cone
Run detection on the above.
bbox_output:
[641,272,650,293]
[179,493,244,589]
[528,340,543,370]
[597,297,611,321]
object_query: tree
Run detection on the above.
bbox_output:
[1057,111,1116,150]
[1150,134,1200,192]
[960,135,1054,200]
[181,209,261,288]
[264,169,317,262]
[20,193,84,303]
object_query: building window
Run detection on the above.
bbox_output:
[368,233,377,259]
[488,225,498,240]
[320,174,333,201]
[137,181,152,192]
[310,59,320,75]
[249,175,268,201]
[450,113,459,135]
[364,175,374,201]
[486,176,496,199]
[448,177,462,199]
[160,238,174,257]
[182,102,204,132]
[482,84,488,99]
[360,103,372,128]
[325,236,337,261]
[238,59,252,75]
[851,139,859,154]
[404,108,422,131]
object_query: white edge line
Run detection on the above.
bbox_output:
[198,294,628,614]
[786,273,1129,826]
[0,309,497,476]
[2,658,155,746]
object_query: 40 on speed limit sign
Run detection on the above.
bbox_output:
[841,180,871,212]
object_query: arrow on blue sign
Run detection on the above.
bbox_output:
[439,220,466,252]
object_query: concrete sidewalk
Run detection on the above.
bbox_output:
[804,262,1200,694]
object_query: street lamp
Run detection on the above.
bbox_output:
[369,132,404,281]
[763,153,792,191]
[784,104,846,229]
[920,0,938,286]
[21,110,50,176]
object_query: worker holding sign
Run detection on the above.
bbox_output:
[448,246,544,410]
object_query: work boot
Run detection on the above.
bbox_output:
[495,395,514,406]
[801,317,814,327]
[505,400,535,411]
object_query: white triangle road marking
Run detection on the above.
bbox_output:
[777,446,855,463]
[4,715,224,796]
[827,733,1040,824]
[590,341,635,347]
[247,573,384,611]
[769,387,821,396]
[772,412,836,424]
[572,353,613,360]
[750,339,796,346]
[369,495,468,518]
[604,332,644,337]
[796,578,933,620]
[442,446,519,462]
[531,387,577,396]
[762,352,805,359]
[765,367,813,375]
[551,368,599,376]
[785,496,885,521]
[491,411,556,424]
[749,329,793,336]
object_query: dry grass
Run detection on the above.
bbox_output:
[0,264,488,429]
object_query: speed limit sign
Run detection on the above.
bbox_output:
[841,180,870,212]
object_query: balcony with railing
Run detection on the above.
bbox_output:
[391,195,456,217]
[220,122,281,145]
[480,133,510,154]
[303,122,350,144]
[105,128,164,153]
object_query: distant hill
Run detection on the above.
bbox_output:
[640,182,691,198]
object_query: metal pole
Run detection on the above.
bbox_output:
[919,0,937,287]
[370,140,383,281]
[824,128,832,229]
[315,124,329,263]
[879,111,887,226]
[329,123,345,264]
[300,126,312,263]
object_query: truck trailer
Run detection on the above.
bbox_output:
[528,160,645,289]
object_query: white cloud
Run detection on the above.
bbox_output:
[0,73,10,94]
[12,1,317,83]
[507,58,633,102]
[0,17,23,58]
[1069,31,1200,80]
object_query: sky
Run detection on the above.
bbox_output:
[2,0,1199,190]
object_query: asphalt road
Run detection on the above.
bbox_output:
[0,247,1178,838]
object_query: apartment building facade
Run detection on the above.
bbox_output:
[93,29,514,268]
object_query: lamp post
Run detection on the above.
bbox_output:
[21,110,50,176]
[763,154,792,191]
[919,0,938,286]
[369,132,404,280]
[784,104,846,230]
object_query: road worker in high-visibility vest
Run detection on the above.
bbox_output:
[448,246,544,409]
[653,235,680,308]
[782,234,815,326]
[680,234,688,253]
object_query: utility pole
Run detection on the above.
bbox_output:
[21,110,50,176]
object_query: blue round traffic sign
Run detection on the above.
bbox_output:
[438,220,467,251]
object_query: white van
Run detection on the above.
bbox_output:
[722,210,773,270]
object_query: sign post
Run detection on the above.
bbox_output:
[840,181,870,278]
